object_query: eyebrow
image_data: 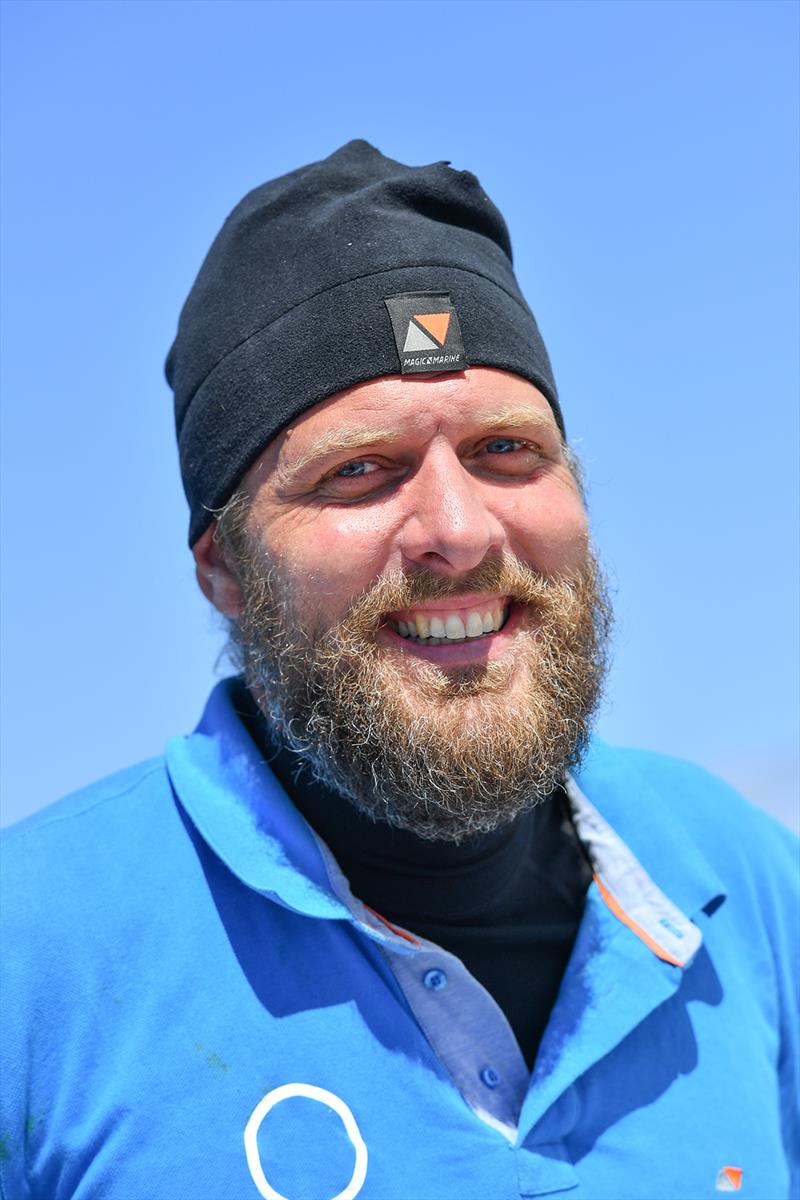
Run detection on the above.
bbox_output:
[277,406,560,485]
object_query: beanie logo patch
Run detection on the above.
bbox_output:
[384,293,467,375]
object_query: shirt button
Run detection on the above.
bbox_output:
[423,968,448,991]
[480,1066,501,1089]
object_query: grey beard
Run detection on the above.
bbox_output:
[224,544,613,843]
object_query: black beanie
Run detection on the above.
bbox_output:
[166,139,562,546]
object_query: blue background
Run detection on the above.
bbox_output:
[1,0,797,830]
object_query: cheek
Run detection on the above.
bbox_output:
[502,491,590,573]
[269,509,397,615]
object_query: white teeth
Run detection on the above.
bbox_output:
[466,612,484,638]
[392,602,510,644]
[445,615,466,640]
[415,614,430,638]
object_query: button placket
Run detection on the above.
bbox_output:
[378,942,530,1140]
[423,967,448,991]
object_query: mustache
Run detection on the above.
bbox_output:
[319,552,584,643]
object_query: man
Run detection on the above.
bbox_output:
[2,141,797,1200]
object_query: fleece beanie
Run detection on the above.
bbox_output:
[165,139,562,546]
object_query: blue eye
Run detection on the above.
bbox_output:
[485,438,521,453]
[336,461,369,477]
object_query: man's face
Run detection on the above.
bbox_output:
[209,367,612,841]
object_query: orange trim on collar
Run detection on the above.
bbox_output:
[364,904,421,947]
[594,874,686,967]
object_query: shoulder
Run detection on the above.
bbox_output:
[1,752,212,1070]
[2,755,173,853]
[614,743,797,860]
[1,756,184,931]
[586,740,799,931]
[3,756,168,837]
[585,736,796,841]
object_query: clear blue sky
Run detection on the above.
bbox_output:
[1,0,798,830]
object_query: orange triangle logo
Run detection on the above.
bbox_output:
[413,312,451,346]
[715,1166,743,1191]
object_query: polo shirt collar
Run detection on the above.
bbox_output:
[166,680,344,922]
[571,738,727,934]
[165,679,417,951]
[166,679,726,962]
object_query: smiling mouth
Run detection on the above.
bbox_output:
[383,597,512,645]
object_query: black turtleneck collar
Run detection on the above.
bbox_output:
[231,679,592,1069]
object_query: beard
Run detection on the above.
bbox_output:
[221,518,613,843]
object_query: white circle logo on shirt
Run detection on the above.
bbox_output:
[244,1082,368,1200]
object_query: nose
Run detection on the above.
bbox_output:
[398,442,506,574]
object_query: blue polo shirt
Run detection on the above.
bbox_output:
[2,680,798,1199]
